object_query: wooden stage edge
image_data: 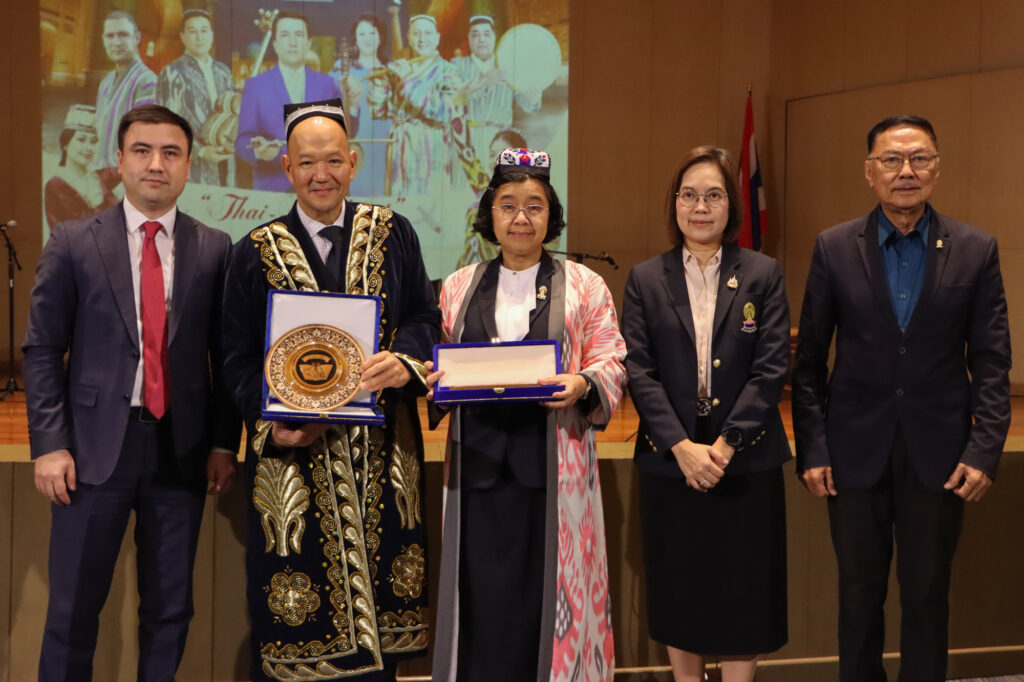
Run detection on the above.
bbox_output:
[1,394,1022,463]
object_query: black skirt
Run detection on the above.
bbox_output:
[638,421,788,655]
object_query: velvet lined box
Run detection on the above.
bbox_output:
[261,289,385,425]
[432,340,563,405]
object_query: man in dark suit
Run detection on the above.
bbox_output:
[24,104,240,682]
[793,114,1012,681]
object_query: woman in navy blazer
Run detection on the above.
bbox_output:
[622,146,791,682]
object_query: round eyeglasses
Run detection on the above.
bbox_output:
[866,153,939,172]
[676,189,727,208]
[492,204,549,220]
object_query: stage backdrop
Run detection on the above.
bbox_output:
[39,0,569,280]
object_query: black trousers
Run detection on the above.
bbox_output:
[39,417,206,682]
[827,430,964,682]
[457,472,546,682]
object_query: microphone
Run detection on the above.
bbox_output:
[0,220,15,229]
[599,251,618,270]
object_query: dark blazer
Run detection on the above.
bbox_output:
[623,243,792,478]
[23,203,240,485]
[792,208,1011,491]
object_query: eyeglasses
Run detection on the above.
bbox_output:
[867,152,939,172]
[675,189,727,208]
[492,204,549,220]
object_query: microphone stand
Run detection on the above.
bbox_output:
[0,224,22,400]
[546,248,619,269]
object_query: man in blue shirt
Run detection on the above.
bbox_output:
[793,114,1011,681]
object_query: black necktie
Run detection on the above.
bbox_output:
[319,225,349,292]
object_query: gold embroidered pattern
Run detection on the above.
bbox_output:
[267,570,321,626]
[390,406,421,529]
[251,418,274,456]
[349,204,390,298]
[389,544,425,599]
[322,430,382,661]
[251,222,319,292]
[363,428,386,578]
[262,659,384,681]
[379,609,429,653]
[253,458,310,557]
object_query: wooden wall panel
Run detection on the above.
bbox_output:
[906,0,981,82]
[838,1,910,92]
[0,464,11,682]
[980,0,1024,71]
[968,69,1024,251]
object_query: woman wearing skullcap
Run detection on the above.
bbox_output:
[622,146,791,681]
[45,104,121,229]
[427,148,625,682]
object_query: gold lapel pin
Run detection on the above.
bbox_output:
[537,285,548,300]
[936,239,943,249]
[726,275,738,289]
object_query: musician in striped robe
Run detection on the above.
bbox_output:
[95,11,156,169]
[450,15,541,172]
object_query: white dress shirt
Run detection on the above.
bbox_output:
[123,198,176,407]
[682,246,721,398]
[295,201,348,266]
[279,63,306,105]
[495,262,540,342]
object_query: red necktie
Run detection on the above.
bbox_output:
[140,221,169,418]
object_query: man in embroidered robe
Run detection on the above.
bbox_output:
[234,12,342,192]
[451,15,541,170]
[222,99,439,681]
[157,9,236,186]
[95,11,157,169]
[25,104,239,681]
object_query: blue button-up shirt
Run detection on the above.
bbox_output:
[877,205,930,331]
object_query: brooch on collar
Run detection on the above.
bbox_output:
[537,285,548,300]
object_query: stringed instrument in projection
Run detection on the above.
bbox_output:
[199,9,278,162]
[334,36,364,175]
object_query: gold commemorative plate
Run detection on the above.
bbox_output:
[265,324,365,411]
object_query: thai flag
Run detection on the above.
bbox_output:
[739,93,768,251]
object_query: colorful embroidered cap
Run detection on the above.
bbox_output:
[494,148,551,179]
[284,98,347,139]
[62,104,97,134]
[469,15,494,28]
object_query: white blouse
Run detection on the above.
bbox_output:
[682,246,721,398]
[495,262,541,341]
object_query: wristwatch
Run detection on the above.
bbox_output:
[580,376,593,400]
[723,428,743,449]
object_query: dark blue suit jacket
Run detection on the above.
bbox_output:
[23,203,240,484]
[792,208,1011,490]
[234,65,342,192]
[623,244,792,478]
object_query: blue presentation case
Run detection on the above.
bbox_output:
[432,339,564,405]
[261,289,385,425]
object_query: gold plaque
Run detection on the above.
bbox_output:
[265,324,365,412]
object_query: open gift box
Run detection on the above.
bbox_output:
[432,340,564,405]
[261,289,385,425]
